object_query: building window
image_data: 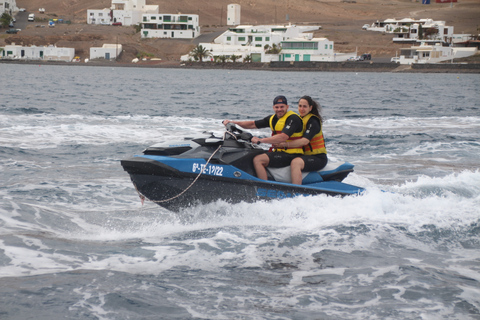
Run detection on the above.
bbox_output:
[255,37,262,41]
[151,16,156,20]
[238,37,246,41]
[90,13,94,16]
[227,36,231,41]
[99,13,103,16]
[143,16,147,21]
[329,44,332,49]
[266,37,270,41]
[255,44,262,47]
[325,44,328,49]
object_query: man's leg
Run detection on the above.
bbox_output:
[253,153,270,180]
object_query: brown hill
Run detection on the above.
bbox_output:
[4,0,480,63]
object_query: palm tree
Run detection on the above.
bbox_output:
[265,43,282,54]
[243,54,252,63]
[218,55,229,63]
[190,45,211,62]
[230,54,240,63]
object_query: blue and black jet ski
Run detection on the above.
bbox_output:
[121,124,364,211]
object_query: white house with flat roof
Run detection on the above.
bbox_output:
[87,0,158,26]
[364,18,471,45]
[181,24,353,62]
[365,18,441,33]
[141,14,200,39]
[279,38,354,62]
[90,44,123,60]
[1,44,75,62]
[215,24,320,48]
[393,42,477,64]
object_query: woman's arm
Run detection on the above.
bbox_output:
[273,137,310,149]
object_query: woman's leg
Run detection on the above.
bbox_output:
[291,157,305,185]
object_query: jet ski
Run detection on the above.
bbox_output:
[121,123,364,211]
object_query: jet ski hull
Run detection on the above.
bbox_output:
[121,155,364,211]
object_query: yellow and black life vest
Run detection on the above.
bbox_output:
[302,113,327,155]
[269,110,303,154]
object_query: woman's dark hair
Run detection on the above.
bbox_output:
[299,95,322,123]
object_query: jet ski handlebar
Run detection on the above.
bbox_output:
[224,123,254,142]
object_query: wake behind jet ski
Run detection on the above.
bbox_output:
[121,124,364,211]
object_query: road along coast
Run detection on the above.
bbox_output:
[2,59,480,73]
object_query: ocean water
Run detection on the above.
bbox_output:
[0,64,479,320]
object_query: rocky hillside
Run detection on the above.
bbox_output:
[3,0,479,63]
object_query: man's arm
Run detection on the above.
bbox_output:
[222,119,257,129]
[252,132,289,145]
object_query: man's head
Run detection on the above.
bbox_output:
[272,95,289,118]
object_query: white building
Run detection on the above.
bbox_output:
[364,18,470,46]
[87,0,159,26]
[365,18,438,33]
[141,14,200,39]
[90,44,123,60]
[0,0,17,15]
[279,38,354,62]
[227,4,240,26]
[1,44,75,62]
[392,20,454,44]
[181,24,353,63]
[215,24,319,47]
[87,8,112,25]
[393,42,477,64]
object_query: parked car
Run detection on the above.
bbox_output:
[9,21,14,27]
[391,57,400,63]
[6,29,18,34]
[361,53,371,60]
[112,22,122,26]
[19,8,26,12]
[362,24,370,30]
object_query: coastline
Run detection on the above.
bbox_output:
[2,59,480,73]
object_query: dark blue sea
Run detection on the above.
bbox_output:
[1,63,479,320]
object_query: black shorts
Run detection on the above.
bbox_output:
[298,153,328,172]
[266,152,299,168]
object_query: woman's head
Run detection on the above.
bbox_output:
[298,96,321,120]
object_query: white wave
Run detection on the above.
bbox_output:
[1,114,479,149]
[0,114,225,149]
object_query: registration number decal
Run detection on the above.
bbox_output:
[192,163,224,176]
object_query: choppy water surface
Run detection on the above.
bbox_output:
[0,64,479,319]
